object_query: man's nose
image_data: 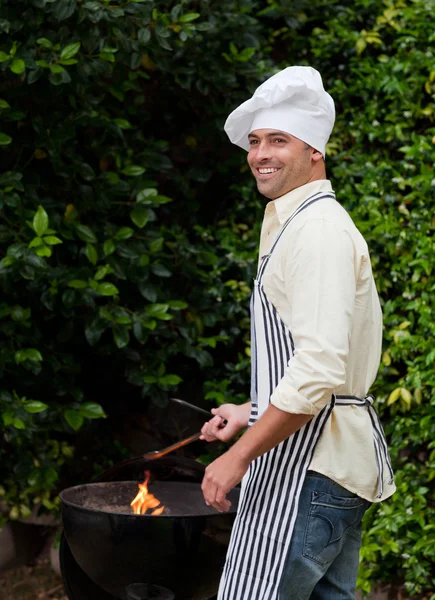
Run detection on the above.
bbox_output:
[255,141,272,161]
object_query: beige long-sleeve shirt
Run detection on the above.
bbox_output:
[259,179,395,502]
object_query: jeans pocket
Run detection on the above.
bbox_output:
[303,490,366,567]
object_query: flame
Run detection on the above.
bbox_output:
[130,471,165,516]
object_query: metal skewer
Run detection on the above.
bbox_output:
[142,398,228,461]
[169,397,214,418]
[170,397,227,425]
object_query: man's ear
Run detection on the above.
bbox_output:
[311,148,324,163]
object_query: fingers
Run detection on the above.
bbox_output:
[215,489,231,512]
[200,415,225,442]
[201,473,231,513]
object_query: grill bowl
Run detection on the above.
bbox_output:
[60,479,239,600]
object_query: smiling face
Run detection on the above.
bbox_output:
[247,129,325,199]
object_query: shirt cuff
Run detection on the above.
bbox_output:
[271,383,320,416]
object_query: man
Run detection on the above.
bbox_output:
[200,66,395,600]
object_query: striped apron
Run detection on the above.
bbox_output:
[218,192,394,600]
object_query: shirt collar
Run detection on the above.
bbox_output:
[268,180,333,225]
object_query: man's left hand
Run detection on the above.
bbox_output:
[201,450,249,512]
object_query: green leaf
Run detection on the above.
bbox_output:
[25,348,43,361]
[94,265,111,281]
[85,243,98,265]
[130,206,150,228]
[100,308,114,322]
[144,305,172,321]
[84,318,105,346]
[77,162,95,181]
[238,47,256,62]
[79,402,106,419]
[154,195,172,205]
[122,165,145,176]
[0,256,15,267]
[58,58,78,66]
[98,282,119,296]
[7,243,25,259]
[49,64,66,74]
[109,86,124,101]
[35,245,52,257]
[15,348,43,363]
[156,312,172,321]
[36,38,53,48]
[103,239,116,256]
[68,279,88,289]
[0,99,10,109]
[24,401,49,414]
[0,51,10,62]
[179,12,200,23]
[10,59,25,74]
[0,133,12,145]
[64,409,84,431]
[61,444,74,458]
[20,504,32,518]
[2,409,14,426]
[139,283,157,302]
[387,387,401,405]
[10,306,31,321]
[9,507,20,520]
[33,205,49,236]
[113,327,130,349]
[138,28,151,44]
[159,374,182,386]
[113,118,132,129]
[151,263,171,277]
[171,5,181,20]
[149,238,164,253]
[382,351,391,366]
[60,42,81,60]
[156,35,172,51]
[75,224,97,243]
[43,235,62,246]
[13,418,26,430]
[356,38,367,55]
[53,0,76,20]
[114,315,131,325]
[146,303,169,316]
[114,227,134,240]
[400,387,412,406]
[168,300,188,309]
[136,187,158,203]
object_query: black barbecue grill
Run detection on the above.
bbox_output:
[59,456,239,600]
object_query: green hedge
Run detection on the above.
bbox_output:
[0,0,433,596]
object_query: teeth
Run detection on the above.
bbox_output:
[258,168,279,174]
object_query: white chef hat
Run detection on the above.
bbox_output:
[224,66,335,157]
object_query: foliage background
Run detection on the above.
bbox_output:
[0,0,434,596]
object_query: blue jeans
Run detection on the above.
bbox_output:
[279,471,370,599]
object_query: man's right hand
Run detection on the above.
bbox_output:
[200,402,251,443]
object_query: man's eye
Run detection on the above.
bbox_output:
[273,138,285,143]
[249,139,258,145]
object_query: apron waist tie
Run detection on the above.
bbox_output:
[335,394,394,498]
